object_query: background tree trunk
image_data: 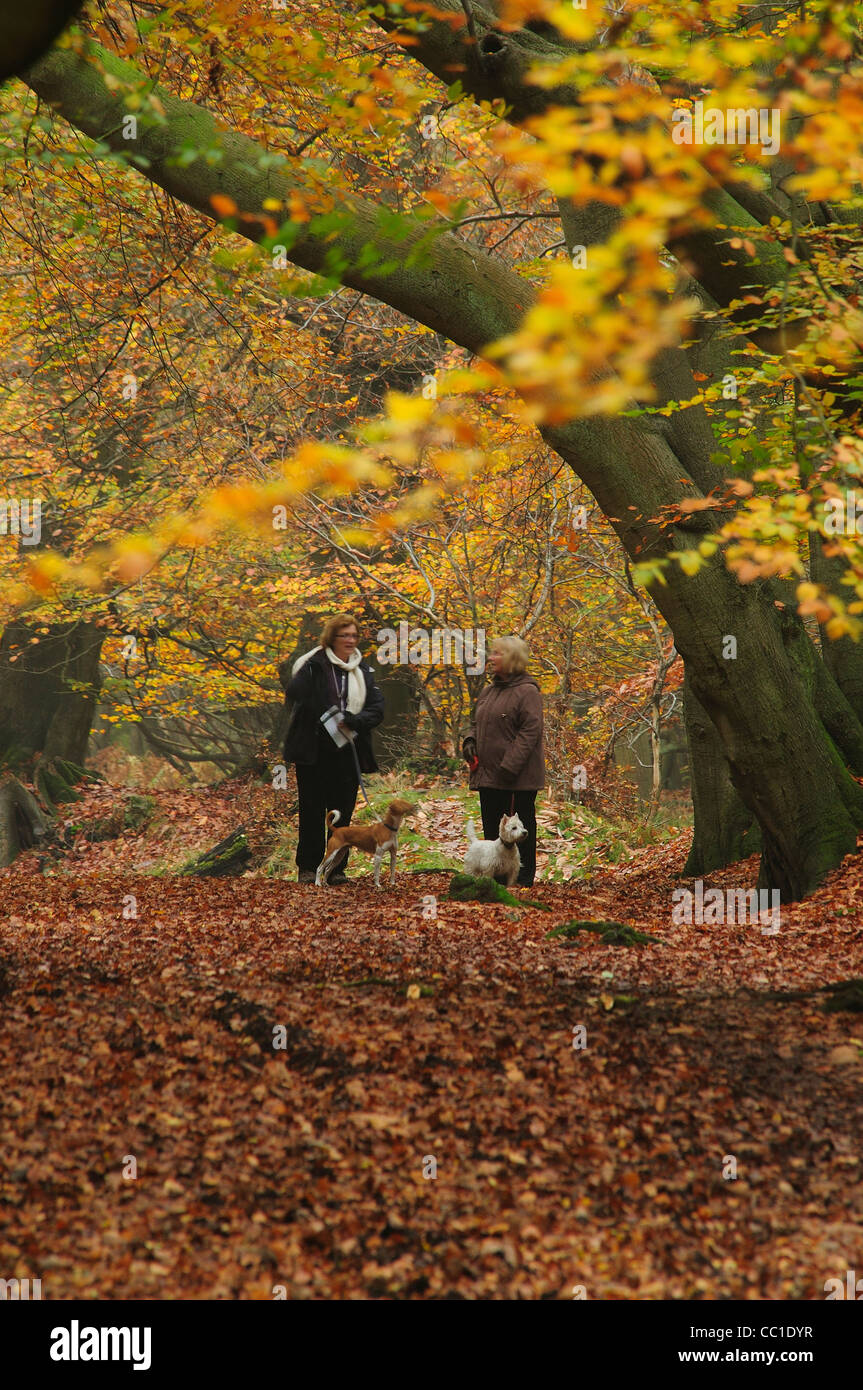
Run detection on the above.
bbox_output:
[0,774,49,867]
[0,619,104,769]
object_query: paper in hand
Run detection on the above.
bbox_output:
[320,704,356,748]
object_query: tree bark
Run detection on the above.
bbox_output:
[0,619,103,770]
[674,575,863,897]
[0,775,49,867]
[683,673,760,875]
[809,534,863,722]
[0,1,84,82]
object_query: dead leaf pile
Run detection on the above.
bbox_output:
[1,783,861,1299]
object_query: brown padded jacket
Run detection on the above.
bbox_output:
[464,672,546,790]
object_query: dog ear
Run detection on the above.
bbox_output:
[499,815,508,835]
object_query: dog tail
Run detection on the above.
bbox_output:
[325,810,341,831]
[466,818,478,846]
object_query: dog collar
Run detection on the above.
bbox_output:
[383,819,399,831]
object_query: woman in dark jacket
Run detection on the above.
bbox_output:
[279,613,384,883]
[462,635,545,886]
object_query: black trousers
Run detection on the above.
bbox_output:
[294,733,359,872]
[479,788,538,886]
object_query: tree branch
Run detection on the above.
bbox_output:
[22,42,531,355]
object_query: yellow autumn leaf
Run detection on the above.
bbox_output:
[383,391,435,427]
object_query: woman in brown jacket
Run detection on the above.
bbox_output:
[462,635,546,886]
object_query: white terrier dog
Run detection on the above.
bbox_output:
[463,814,527,887]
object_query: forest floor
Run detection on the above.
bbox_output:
[1,773,862,1299]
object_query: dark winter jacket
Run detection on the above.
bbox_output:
[279,648,384,773]
[464,672,545,790]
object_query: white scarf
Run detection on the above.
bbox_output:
[292,645,367,714]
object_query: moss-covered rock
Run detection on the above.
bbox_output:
[180,828,251,877]
[82,811,125,841]
[124,793,156,831]
[547,919,661,946]
[446,873,550,910]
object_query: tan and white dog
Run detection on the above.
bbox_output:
[315,798,418,887]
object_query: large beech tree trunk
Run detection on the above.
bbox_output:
[678,585,863,899]
[683,605,863,879]
[683,674,760,876]
[809,534,863,720]
[0,619,104,768]
[0,1,84,83]
[541,415,863,901]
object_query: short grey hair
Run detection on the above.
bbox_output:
[492,636,530,675]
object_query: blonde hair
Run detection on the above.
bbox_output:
[492,635,530,675]
[319,612,360,649]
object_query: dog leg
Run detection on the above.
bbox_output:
[373,848,384,888]
[389,845,397,886]
[316,849,339,886]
